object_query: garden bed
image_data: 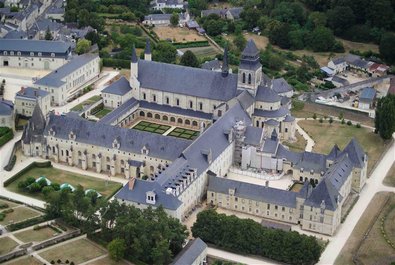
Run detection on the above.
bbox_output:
[132,121,170,134]
[168,127,199,140]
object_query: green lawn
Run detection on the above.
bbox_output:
[71,96,102,112]
[95,108,113,119]
[39,238,107,264]
[168,127,199,140]
[4,256,42,265]
[0,206,42,226]
[132,121,170,134]
[0,198,20,209]
[6,166,122,200]
[0,236,19,255]
[298,120,387,174]
[13,226,60,243]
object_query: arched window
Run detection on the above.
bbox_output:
[121,160,125,165]
[217,110,222,117]
[78,151,82,156]
[142,93,146,100]
[106,157,110,162]
[248,74,252,84]
[155,114,160,120]
[176,98,180,106]
[52,146,55,153]
[165,97,169,104]
[242,73,246,83]
[199,102,203,110]
[92,154,96,159]
[147,112,153,118]
[170,117,176,122]
[185,119,191,125]
[177,118,183,124]
[256,120,259,127]
[140,111,145,117]
[152,94,156,102]
[150,166,154,172]
[163,115,168,121]
[192,121,198,126]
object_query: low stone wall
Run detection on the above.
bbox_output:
[31,229,81,251]
[0,249,27,263]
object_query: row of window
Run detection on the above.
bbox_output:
[142,93,212,111]
[3,51,56,57]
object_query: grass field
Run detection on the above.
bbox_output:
[383,162,395,187]
[71,95,102,112]
[0,236,19,255]
[0,199,19,208]
[168,127,199,140]
[14,226,59,243]
[39,238,107,264]
[4,256,42,265]
[180,46,220,59]
[6,166,122,200]
[336,192,395,265]
[132,121,170,134]
[283,131,306,152]
[153,26,206,42]
[0,206,42,226]
[95,108,113,119]
[298,120,386,174]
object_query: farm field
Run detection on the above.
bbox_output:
[6,165,122,200]
[153,26,205,42]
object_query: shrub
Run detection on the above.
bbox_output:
[356,123,361,128]
[29,182,42,193]
[347,120,352,126]
[57,259,61,263]
[33,225,40,230]
[341,119,345,124]
[0,212,5,221]
[313,113,317,120]
[66,260,69,264]
[319,118,323,123]
[51,183,60,191]
[3,208,14,214]
[42,186,55,197]
[0,203,8,209]
[51,261,55,264]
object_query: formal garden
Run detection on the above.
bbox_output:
[5,162,122,201]
[132,121,171,134]
[0,198,43,227]
[0,237,19,255]
[168,127,199,140]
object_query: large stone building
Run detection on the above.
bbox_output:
[0,39,71,70]
[33,53,100,106]
[14,87,51,117]
[21,39,367,235]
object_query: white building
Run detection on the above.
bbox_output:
[14,87,51,117]
[0,39,71,70]
[33,53,100,106]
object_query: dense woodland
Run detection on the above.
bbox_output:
[375,94,395,140]
[192,209,322,265]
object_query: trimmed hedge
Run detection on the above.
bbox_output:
[102,58,130,69]
[172,40,209,49]
[4,161,52,187]
[7,214,48,232]
[0,127,13,147]
[90,102,104,116]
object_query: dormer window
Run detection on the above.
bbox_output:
[38,52,42,57]
[146,191,156,204]
[51,53,55,57]
[17,51,21,56]
[3,51,7,55]
[10,51,14,56]
[30,52,34,56]
[68,131,76,140]
[141,146,149,155]
[112,138,120,149]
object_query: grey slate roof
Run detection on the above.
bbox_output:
[360,87,376,102]
[242,39,259,57]
[0,99,13,116]
[283,115,295,122]
[294,151,327,172]
[265,119,279,126]
[98,98,138,125]
[332,57,346,65]
[253,106,289,118]
[3,30,27,39]
[138,60,238,101]
[201,59,221,71]
[331,76,349,86]
[236,90,254,110]
[35,54,98,88]
[304,178,341,211]
[22,104,46,144]
[0,39,71,54]
[45,114,191,161]
[208,175,299,208]
[101,76,131,96]
[139,101,213,120]
[340,138,366,168]
[244,126,263,146]
[271,78,293,94]
[262,138,279,154]
[171,238,207,265]
[16,87,49,100]
[255,85,281,103]
[324,154,353,191]
[115,180,182,210]
[276,144,302,164]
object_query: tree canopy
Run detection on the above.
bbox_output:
[75,39,91,54]
[170,12,179,27]
[153,42,177,64]
[180,50,200,68]
[375,94,395,139]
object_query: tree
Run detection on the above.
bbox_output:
[180,50,199,68]
[306,12,327,29]
[233,33,247,51]
[205,19,225,36]
[268,23,291,49]
[75,39,91,55]
[326,6,356,35]
[108,238,126,261]
[313,113,317,120]
[45,26,53,40]
[338,111,344,120]
[308,26,335,52]
[329,117,334,125]
[153,42,177,64]
[375,94,395,139]
[367,0,394,29]
[170,12,179,27]
[379,33,395,64]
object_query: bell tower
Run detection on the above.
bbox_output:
[238,39,262,93]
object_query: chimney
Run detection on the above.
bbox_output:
[128,177,136,190]
[21,87,25,95]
